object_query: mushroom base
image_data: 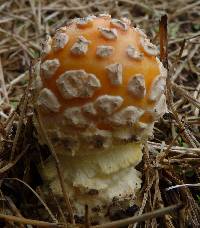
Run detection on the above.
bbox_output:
[40,142,143,223]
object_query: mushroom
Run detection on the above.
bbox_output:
[34,15,167,223]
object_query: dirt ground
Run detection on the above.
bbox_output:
[0,0,200,227]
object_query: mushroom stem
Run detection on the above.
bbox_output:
[40,142,143,222]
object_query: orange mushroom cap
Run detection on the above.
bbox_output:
[35,15,167,155]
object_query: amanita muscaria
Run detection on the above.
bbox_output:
[34,14,167,223]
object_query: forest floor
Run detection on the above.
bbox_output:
[0,0,200,227]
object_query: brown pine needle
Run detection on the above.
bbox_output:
[0,213,64,227]
[92,204,182,228]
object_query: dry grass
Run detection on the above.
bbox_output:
[0,0,200,227]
